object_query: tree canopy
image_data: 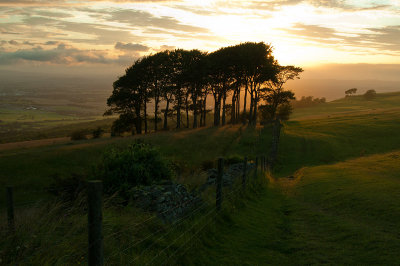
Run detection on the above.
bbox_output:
[106,42,303,134]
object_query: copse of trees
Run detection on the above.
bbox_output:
[345,88,357,97]
[105,42,303,135]
[291,96,326,108]
[364,89,377,100]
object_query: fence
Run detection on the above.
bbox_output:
[2,155,269,265]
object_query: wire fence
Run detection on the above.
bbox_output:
[1,155,269,265]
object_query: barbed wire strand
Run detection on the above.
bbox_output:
[163,210,218,265]
[143,207,216,266]
[104,199,211,263]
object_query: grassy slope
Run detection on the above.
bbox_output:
[186,151,400,265]
[1,92,400,264]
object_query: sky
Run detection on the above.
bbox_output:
[0,0,399,69]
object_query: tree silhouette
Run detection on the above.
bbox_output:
[345,88,357,97]
[106,42,302,135]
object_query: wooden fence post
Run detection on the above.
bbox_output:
[87,180,103,266]
[6,186,14,232]
[216,158,223,212]
[242,157,247,190]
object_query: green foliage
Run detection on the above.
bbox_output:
[291,96,326,108]
[258,103,292,122]
[225,154,243,165]
[92,127,104,139]
[95,142,173,194]
[277,103,293,121]
[345,87,357,96]
[70,130,87,140]
[364,89,377,100]
[111,113,136,136]
[47,173,86,202]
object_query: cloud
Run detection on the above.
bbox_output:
[20,16,138,44]
[158,45,175,51]
[109,9,209,33]
[8,40,19,45]
[0,0,178,6]
[45,41,59,45]
[114,42,150,51]
[35,10,72,18]
[281,23,400,53]
[0,43,137,65]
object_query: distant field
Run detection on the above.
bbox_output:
[0,81,112,143]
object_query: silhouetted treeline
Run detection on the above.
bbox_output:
[106,42,303,135]
[291,96,326,108]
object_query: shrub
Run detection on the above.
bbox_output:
[201,159,214,170]
[92,127,104,139]
[70,130,87,140]
[95,142,173,194]
[47,173,86,203]
[225,154,243,165]
[258,103,293,122]
[276,104,293,121]
[364,89,377,100]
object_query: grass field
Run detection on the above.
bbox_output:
[1,92,400,264]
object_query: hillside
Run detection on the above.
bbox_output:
[1,91,400,264]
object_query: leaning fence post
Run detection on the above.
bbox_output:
[87,180,103,266]
[6,186,14,232]
[216,158,223,212]
[242,157,247,190]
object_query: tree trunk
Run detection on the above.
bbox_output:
[163,100,169,130]
[236,88,240,123]
[154,97,159,131]
[203,96,207,127]
[185,95,189,128]
[193,97,198,128]
[176,96,181,129]
[222,91,226,126]
[253,96,258,126]
[243,84,247,119]
[199,98,203,127]
[144,100,147,133]
[249,91,253,124]
[213,97,220,126]
[135,107,142,134]
[231,90,236,124]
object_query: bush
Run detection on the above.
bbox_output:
[47,173,86,203]
[92,127,104,139]
[225,154,243,165]
[258,103,293,122]
[70,130,87,140]
[201,159,214,170]
[276,104,293,121]
[364,89,377,100]
[95,142,173,194]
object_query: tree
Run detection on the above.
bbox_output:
[261,65,303,168]
[106,69,143,134]
[261,65,302,121]
[345,88,357,97]
[364,89,377,100]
